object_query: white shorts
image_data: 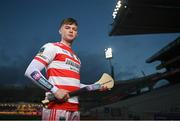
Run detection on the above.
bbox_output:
[42,108,80,121]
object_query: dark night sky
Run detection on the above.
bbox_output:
[0,0,180,86]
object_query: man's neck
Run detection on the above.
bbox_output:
[60,40,72,47]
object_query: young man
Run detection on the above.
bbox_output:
[25,18,92,120]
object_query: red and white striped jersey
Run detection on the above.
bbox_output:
[34,42,81,111]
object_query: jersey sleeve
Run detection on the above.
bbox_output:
[25,59,58,93]
[34,43,56,66]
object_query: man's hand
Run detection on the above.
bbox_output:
[86,84,109,91]
[53,89,70,101]
[99,86,109,91]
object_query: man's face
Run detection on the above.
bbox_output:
[59,24,78,43]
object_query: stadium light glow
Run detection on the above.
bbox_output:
[105,48,112,59]
[112,0,128,19]
[112,0,122,19]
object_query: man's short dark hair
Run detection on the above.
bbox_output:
[60,18,78,28]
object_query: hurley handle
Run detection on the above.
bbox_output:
[41,84,101,105]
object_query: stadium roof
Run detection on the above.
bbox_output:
[146,37,180,63]
[109,0,180,36]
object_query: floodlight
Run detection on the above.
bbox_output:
[105,48,112,59]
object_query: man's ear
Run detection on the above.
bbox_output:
[59,26,63,34]
[59,29,62,34]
